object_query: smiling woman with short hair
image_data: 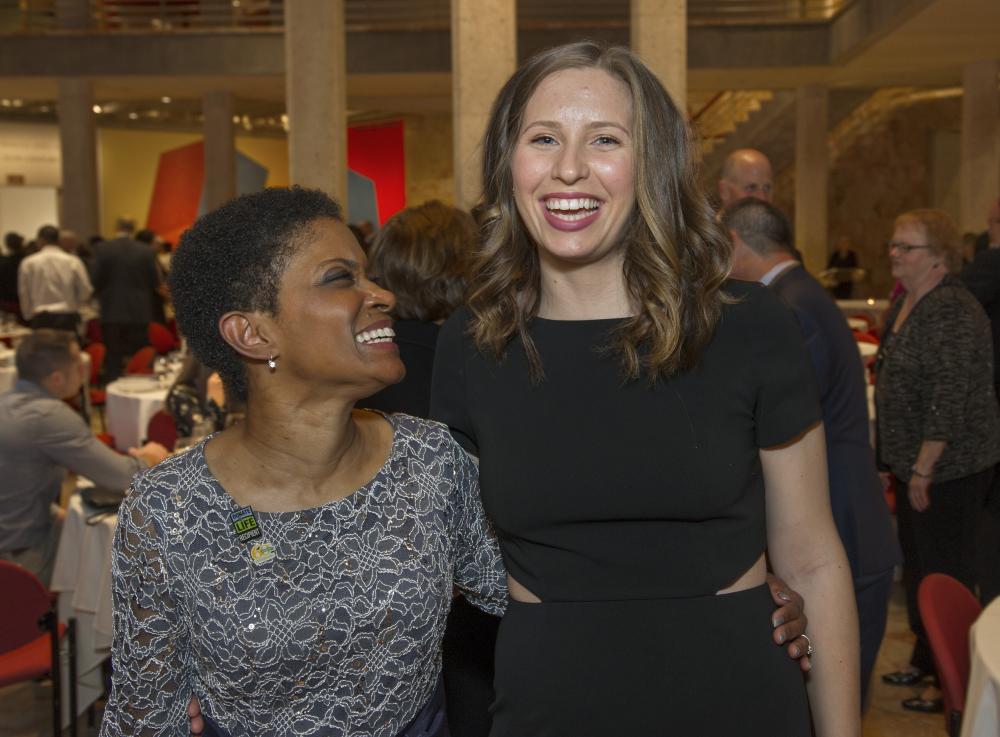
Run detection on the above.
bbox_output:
[99,187,506,737]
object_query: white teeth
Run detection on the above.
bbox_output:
[545,197,600,212]
[355,327,396,344]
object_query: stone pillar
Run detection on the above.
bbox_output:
[57,80,100,238]
[794,84,829,274]
[630,0,686,113]
[451,0,516,208]
[960,60,1000,234]
[284,0,348,209]
[202,91,237,211]
[55,0,91,29]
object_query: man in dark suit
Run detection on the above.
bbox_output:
[961,195,1000,605]
[92,218,162,381]
[723,198,901,707]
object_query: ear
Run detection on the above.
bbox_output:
[218,311,277,362]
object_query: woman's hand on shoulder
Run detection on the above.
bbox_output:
[188,695,203,736]
[766,573,812,673]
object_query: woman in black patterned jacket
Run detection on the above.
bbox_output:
[876,208,1000,712]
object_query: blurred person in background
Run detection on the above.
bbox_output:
[827,236,860,299]
[876,208,1000,712]
[0,232,27,317]
[136,228,169,324]
[0,330,167,584]
[93,218,163,381]
[165,353,233,439]
[17,224,93,337]
[362,200,477,417]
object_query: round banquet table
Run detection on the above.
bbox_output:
[105,376,169,451]
[961,597,1000,737]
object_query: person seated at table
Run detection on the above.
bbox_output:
[165,353,234,439]
[99,187,507,737]
[0,329,168,585]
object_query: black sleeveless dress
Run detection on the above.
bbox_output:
[430,281,819,736]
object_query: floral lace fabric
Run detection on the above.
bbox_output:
[99,414,507,737]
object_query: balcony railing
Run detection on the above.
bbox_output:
[0,0,858,35]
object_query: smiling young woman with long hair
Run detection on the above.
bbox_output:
[431,42,859,736]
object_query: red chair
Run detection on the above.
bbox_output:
[0,562,78,737]
[83,319,102,346]
[125,346,156,375]
[148,322,179,354]
[146,409,178,451]
[919,573,982,737]
[83,343,108,430]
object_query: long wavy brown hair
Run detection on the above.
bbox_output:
[468,41,732,382]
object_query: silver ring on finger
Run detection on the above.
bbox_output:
[801,633,815,657]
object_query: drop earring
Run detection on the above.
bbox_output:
[267,355,277,372]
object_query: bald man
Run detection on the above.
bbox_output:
[719,148,774,208]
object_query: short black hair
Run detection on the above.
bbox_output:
[135,229,156,244]
[721,198,793,256]
[36,225,60,245]
[168,187,342,401]
[16,329,76,383]
[4,232,24,252]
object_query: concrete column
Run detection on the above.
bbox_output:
[284,0,348,208]
[960,60,1000,234]
[451,0,516,208]
[794,84,829,274]
[630,0,686,113]
[57,79,100,237]
[202,91,237,211]
[55,0,91,29]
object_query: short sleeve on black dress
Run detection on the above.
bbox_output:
[430,309,480,455]
[735,282,822,448]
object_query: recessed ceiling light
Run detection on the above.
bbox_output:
[128,112,138,120]
[92,104,102,114]
[11,99,23,108]
[161,96,172,104]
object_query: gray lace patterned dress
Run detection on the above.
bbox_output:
[99,413,507,737]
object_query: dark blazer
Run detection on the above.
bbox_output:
[961,247,1000,392]
[92,236,161,324]
[770,264,901,578]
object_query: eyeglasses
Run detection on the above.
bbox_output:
[887,242,933,254]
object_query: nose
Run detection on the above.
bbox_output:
[364,279,396,313]
[552,139,588,184]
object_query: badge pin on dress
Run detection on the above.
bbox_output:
[249,542,277,565]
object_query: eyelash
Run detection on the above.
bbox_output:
[528,134,621,146]
[323,270,354,284]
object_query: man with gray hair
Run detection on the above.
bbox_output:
[0,330,167,584]
[724,197,900,706]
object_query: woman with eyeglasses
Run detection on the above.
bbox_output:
[876,209,1000,713]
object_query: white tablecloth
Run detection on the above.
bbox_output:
[0,325,30,346]
[837,299,890,325]
[962,598,1000,737]
[50,492,118,725]
[106,377,169,450]
[0,364,13,392]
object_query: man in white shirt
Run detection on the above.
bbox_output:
[17,224,93,336]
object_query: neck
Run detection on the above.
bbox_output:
[904,268,946,304]
[536,251,632,320]
[211,379,376,514]
[738,251,795,283]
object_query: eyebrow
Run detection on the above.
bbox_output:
[523,120,631,135]
[316,257,361,270]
